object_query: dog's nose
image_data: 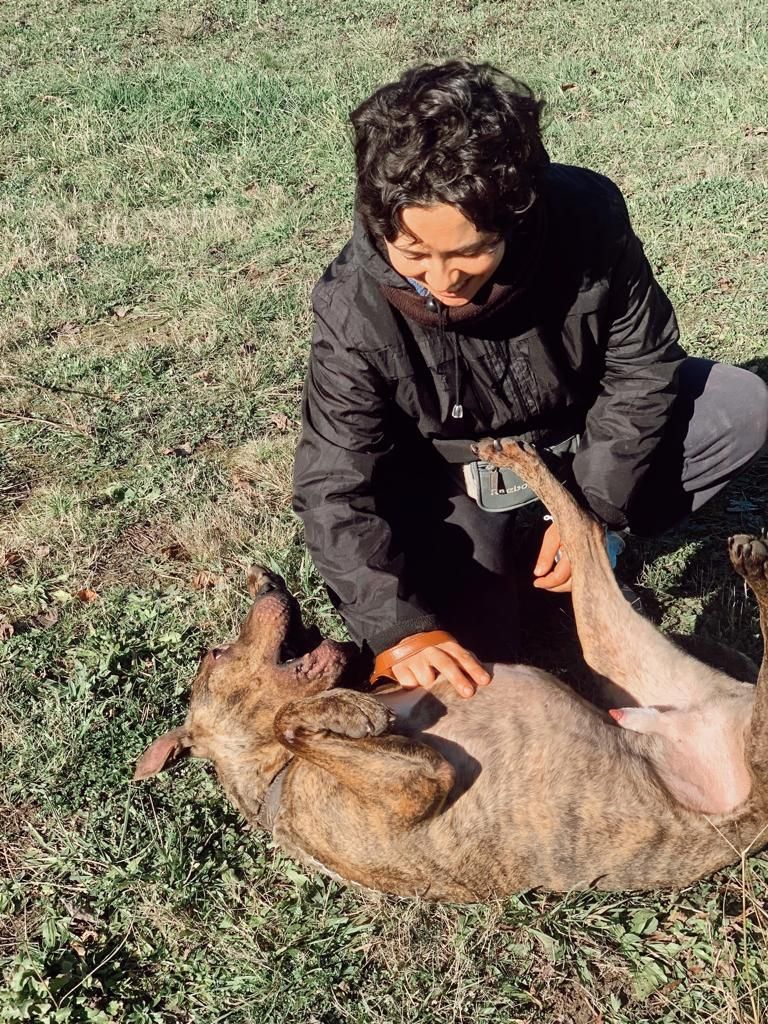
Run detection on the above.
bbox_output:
[247,564,286,598]
[256,576,278,597]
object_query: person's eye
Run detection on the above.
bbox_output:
[462,246,496,258]
[403,252,427,260]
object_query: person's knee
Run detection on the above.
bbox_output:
[751,374,768,455]
[712,364,768,464]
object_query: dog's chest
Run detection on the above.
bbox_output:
[374,686,431,725]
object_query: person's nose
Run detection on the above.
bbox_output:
[425,258,463,293]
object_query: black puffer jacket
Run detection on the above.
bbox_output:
[293,164,685,653]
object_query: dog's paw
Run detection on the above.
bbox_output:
[319,691,394,739]
[473,436,545,479]
[729,535,768,590]
[275,690,394,747]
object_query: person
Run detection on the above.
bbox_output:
[292,60,768,700]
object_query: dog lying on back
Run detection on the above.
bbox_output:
[135,441,768,902]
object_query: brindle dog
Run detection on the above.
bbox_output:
[135,440,768,901]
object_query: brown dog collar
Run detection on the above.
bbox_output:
[371,630,456,682]
[258,760,291,832]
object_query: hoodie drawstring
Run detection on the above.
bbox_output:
[427,296,463,421]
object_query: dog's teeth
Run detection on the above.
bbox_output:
[493,439,502,451]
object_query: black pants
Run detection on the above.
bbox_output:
[385,359,768,662]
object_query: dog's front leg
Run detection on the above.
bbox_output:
[273,689,455,824]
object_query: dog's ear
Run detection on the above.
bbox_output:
[247,564,270,598]
[133,726,191,781]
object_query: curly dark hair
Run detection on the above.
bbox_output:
[350,60,547,243]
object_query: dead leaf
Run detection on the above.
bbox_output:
[159,542,190,562]
[112,305,130,319]
[744,125,768,137]
[659,981,681,996]
[231,473,255,494]
[162,442,194,458]
[191,368,215,383]
[191,571,221,590]
[237,263,266,282]
[716,277,733,292]
[0,619,13,640]
[76,588,99,603]
[62,902,101,929]
[560,82,577,92]
[269,412,292,431]
[57,321,81,336]
[240,340,258,355]
[26,607,59,630]
[2,550,24,569]
[32,544,51,559]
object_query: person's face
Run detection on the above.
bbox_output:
[383,203,505,307]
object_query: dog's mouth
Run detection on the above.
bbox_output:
[283,636,348,683]
[278,601,325,666]
[257,589,347,686]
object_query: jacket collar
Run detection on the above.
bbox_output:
[350,199,548,330]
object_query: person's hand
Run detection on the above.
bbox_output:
[532,522,572,593]
[390,640,491,699]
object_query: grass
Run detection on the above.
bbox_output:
[1,0,768,1020]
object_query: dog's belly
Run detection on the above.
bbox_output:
[374,684,434,721]
[375,662,625,835]
[372,664,701,893]
[280,664,745,898]
[375,662,605,749]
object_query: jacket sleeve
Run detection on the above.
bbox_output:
[572,223,686,528]
[292,295,441,654]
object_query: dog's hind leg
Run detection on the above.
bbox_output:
[729,536,768,786]
[477,439,738,708]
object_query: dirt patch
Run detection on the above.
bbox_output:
[89,519,191,589]
[51,310,180,355]
[0,456,34,516]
